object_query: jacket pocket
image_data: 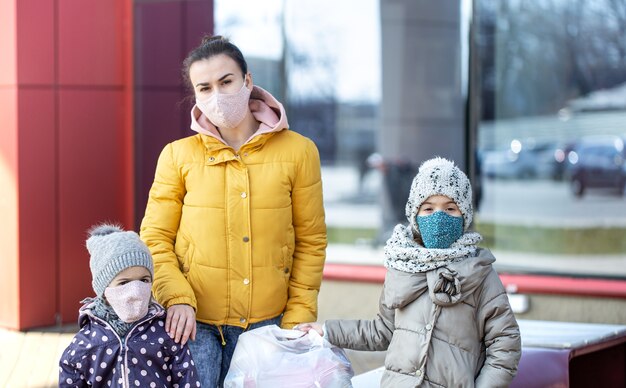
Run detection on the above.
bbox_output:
[281,245,292,281]
[181,243,195,277]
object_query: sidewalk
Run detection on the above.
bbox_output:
[0,325,77,388]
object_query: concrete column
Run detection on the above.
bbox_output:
[379,0,467,232]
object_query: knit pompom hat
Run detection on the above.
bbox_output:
[86,223,154,297]
[405,157,473,235]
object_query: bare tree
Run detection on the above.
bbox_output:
[479,0,626,119]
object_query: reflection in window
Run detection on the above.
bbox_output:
[215,0,383,254]
[475,0,626,277]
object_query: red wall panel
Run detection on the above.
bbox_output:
[17,89,57,327]
[58,0,125,86]
[16,0,55,85]
[134,89,187,225]
[58,89,131,321]
[134,2,183,87]
[133,0,213,227]
[1,0,211,330]
[0,0,134,330]
[0,0,17,86]
[185,0,214,52]
[0,87,20,329]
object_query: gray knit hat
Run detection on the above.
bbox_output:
[405,157,473,234]
[86,223,154,297]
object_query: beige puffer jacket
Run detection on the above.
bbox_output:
[325,248,521,387]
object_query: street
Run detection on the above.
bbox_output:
[323,166,626,229]
[479,179,626,227]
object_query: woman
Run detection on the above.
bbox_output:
[140,35,327,386]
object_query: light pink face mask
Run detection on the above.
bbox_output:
[104,281,152,323]
[196,80,251,130]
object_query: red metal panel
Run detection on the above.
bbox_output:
[133,0,213,227]
[323,263,387,284]
[185,0,214,55]
[134,90,188,226]
[134,1,183,87]
[16,0,54,85]
[122,0,134,229]
[322,263,626,299]
[0,0,134,330]
[58,89,131,322]
[0,87,20,329]
[499,274,626,299]
[508,348,570,388]
[17,89,57,328]
[0,0,17,86]
[58,0,125,86]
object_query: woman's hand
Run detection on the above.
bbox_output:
[165,304,196,346]
[293,322,324,336]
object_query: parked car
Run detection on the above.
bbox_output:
[480,140,570,180]
[481,148,537,179]
[530,141,572,181]
[567,135,626,197]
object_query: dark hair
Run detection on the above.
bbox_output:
[182,35,248,91]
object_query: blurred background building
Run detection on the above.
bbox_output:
[1,0,625,331]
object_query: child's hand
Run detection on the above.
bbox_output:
[166,304,196,346]
[293,322,324,336]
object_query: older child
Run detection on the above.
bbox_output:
[298,157,521,387]
[59,224,199,387]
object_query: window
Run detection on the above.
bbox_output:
[474,0,626,278]
[215,0,626,280]
[215,0,383,263]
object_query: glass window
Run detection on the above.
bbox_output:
[214,0,626,279]
[474,0,626,278]
[215,0,383,262]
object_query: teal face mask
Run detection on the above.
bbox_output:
[417,211,464,249]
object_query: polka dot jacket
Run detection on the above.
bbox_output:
[59,302,200,388]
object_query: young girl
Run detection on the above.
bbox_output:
[59,224,199,387]
[297,157,521,387]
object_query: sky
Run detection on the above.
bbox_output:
[214,0,381,102]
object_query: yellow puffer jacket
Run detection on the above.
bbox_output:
[140,86,326,329]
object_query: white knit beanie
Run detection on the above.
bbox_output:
[405,157,473,234]
[86,223,154,297]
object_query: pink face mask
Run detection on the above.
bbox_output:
[104,281,152,323]
[196,80,252,130]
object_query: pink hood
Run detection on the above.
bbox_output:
[190,85,289,144]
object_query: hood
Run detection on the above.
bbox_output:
[190,85,289,145]
[383,248,496,309]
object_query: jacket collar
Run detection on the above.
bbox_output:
[383,248,496,309]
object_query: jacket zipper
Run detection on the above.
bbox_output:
[85,307,165,388]
[122,310,165,387]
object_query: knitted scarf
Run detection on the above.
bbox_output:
[84,297,134,338]
[384,224,483,273]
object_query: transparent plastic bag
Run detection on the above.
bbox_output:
[224,324,354,388]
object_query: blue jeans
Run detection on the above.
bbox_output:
[188,316,282,388]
